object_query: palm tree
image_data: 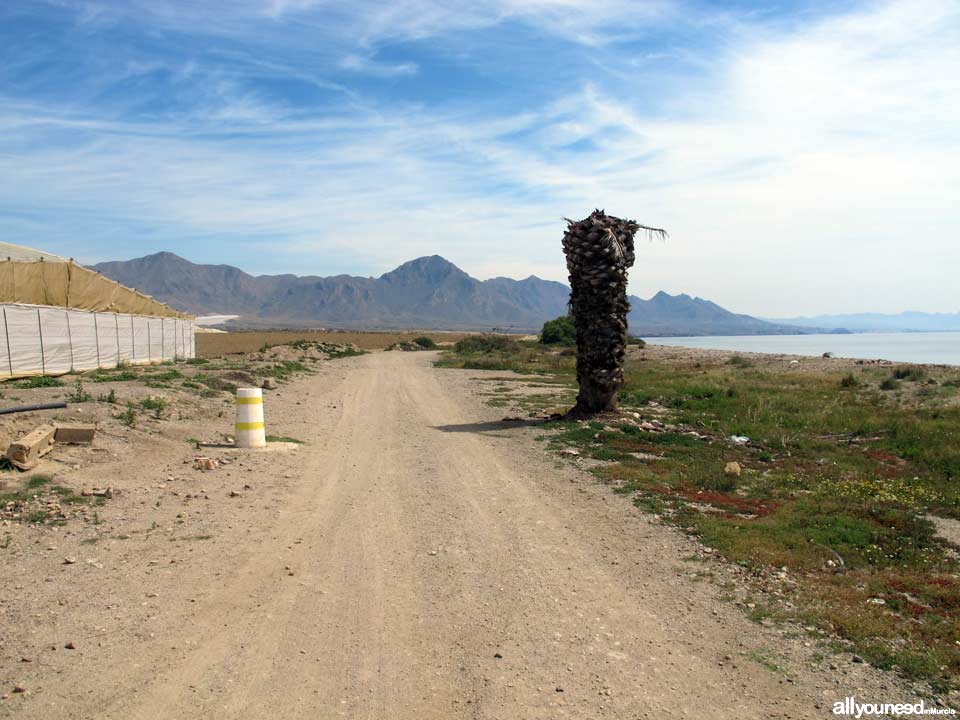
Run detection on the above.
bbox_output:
[562,209,665,416]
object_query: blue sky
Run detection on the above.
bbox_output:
[1,0,958,315]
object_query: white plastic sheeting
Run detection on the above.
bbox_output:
[0,303,195,379]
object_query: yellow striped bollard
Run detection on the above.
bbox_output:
[235,388,266,448]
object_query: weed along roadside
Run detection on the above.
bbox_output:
[439,336,960,697]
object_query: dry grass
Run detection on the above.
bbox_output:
[197,330,476,357]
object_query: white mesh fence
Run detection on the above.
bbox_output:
[0,303,195,379]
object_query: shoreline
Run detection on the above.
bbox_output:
[644,332,960,368]
[636,342,958,373]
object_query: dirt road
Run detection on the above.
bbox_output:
[4,352,905,718]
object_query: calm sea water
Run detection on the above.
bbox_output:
[646,332,960,366]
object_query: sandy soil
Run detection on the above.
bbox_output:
[0,351,922,718]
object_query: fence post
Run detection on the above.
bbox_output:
[65,309,75,372]
[2,307,12,376]
[93,313,102,369]
[36,308,46,375]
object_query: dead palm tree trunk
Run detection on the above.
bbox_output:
[562,209,664,417]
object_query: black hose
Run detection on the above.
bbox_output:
[0,402,68,416]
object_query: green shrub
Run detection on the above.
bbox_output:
[627,337,646,348]
[540,315,576,346]
[413,336,437,349]
[840,372,860,388]
[117,404,137,427]
[68,378,91,403]
[453,335,518,354]
[893,366,926,382]
[140,396,169,419]
[14,376,62,388]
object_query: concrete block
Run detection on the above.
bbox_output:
[5,424,56,470]
[54,424,97,444]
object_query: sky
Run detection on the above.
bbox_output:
[1,0,958,317]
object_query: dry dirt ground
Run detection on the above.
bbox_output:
[0,351,925,719]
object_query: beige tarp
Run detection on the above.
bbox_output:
[0,260,191,319]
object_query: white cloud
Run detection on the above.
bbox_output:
[340,54,419,77]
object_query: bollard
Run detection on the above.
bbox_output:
[235,388,266,448]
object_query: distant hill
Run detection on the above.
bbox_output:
[771,312,960,333]
[91,252,812,336]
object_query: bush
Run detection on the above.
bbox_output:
[840,372,860,388]
[68,378,91,403]
[14,376,62,389]
[893,366,926,382]
[453,335,518,354]
[413,336,437,349]
[540,316,576,345]
[627,337,646,348]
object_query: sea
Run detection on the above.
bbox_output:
[645,332,960,366]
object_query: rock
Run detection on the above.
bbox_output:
[822,352,834,358]
[560,449,580,456]
[229,490,242,498]
[12,685,26,694]
[63,556,77,565]
[193,457,218,471]
[852,654,865,663]
[261,377,278,390]
[81,487,112,498]
[64,642,76,650]
[724,462,742,478]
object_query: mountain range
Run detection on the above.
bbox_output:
[91,252,815,336]
[770,312,960,333]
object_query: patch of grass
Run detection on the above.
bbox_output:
[746,649,786,674]
[0,475,101,525]
[439,336,574,376]
[726,355,754,368]
[13,375,62,388]
[840,372,860,388]
[97,388,118,404]
[265,434,305,444]
[498,342,960,689]
[26,474,53,489]
[145,369,184,382]
[261,360,311,382]
[453,335,521,354]
[93,369,138,382]
[894,366,927,382]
